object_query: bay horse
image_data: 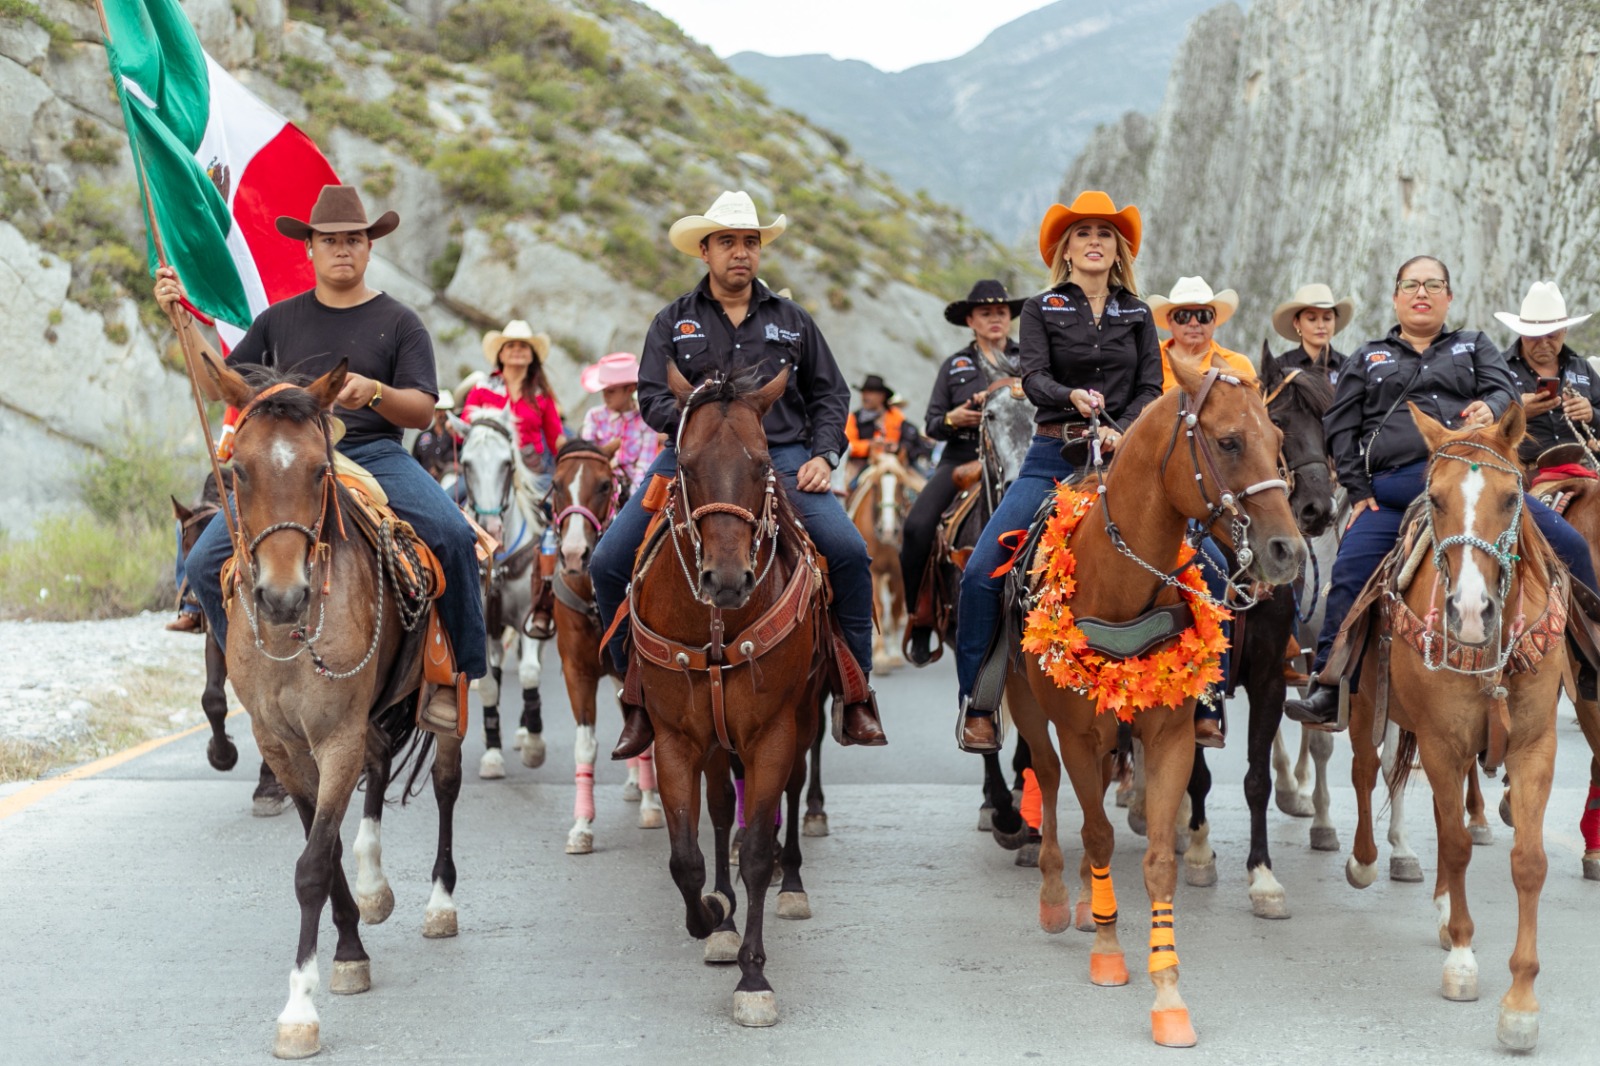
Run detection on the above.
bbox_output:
[1005,354,1303,1047]
[846,447,922,670]
[202,356,464,1060]
[459,407,550,778]
[1339,403,1568,1050]
[632,364,830,1027]
[548,440,663,852]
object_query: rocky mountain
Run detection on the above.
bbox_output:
[0,0,1017,535]
[728,0,1218,242]
[1061,0,1600,355]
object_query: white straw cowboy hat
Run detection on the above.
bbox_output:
[435,388,456,410]
[1494,281,1593,337]
[1271,283,1354,342]
[1148,276,1239,331]
[482,320,551,365]
[669,191,787,257]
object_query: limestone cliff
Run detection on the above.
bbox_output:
[1061,0,1600,353]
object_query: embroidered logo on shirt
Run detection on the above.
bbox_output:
[674,319,705,342]
[950,356,975,373]
[1366,350,1395,365]
[1451,342,1475,356]
[1569,370,1591,387]
[1042,295,1074,312]
[763,323,802,343]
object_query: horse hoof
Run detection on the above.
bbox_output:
[273,1021,320,1060]
[357,884,395,925]
[1498,1008,1540,1051]
[623,780,642,802]
[704,929,741,963]
[513,727,525,751]
[1075,900,1094,932]
[330,959,370,996]
[977,805,994,831]
[1250,891,1289,920]
[423,908,458,939]
[803,813,829,837]
[638,805,665,830]
[1274,788,1313,818]
[1039,899,1072,935]
[1469,823,1494,846]
[1309,826,1340,852]
[1390,855,1424,883]
[1114,783,1132,809]
[207,736,239,773]
[520,733,546,769]
[1127,809,1148,836]
[566,832,594,855]
[1499,792,1514,828]
[1583,853,1600,881]
[1184,859,1217,888]
[253,792,292,818]
[1151,1008,1197,1048]
[1345,856,1377,889]
[991,820,1030,852]
[733,989,778,1027]
[1174,828,1192,856]
[1089,952,1129,986]
[1016,841,1040,868]
[776,892,811,920]
[1441,964,1478,1002]
[478,748,506,780]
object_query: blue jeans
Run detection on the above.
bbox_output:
[186,438,487,678]
[591,443,874,679]
[1193,535,1231,698]
[1312,460,1598,671]
[956,436,1075,700]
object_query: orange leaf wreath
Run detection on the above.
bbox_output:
[1019,482,1231,721]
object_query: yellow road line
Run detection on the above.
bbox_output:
[0,709,242,823]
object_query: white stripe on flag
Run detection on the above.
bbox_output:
[120,75,157,109]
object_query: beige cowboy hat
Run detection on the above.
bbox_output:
[669,190,787,257]
[1148,276,1239,331]
[275,184,399,241]
[1494,281,1593,337]
[482,320,551,365]
[1271,283,1354,342]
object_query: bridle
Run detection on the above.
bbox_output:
[550,449,620,539]
[1261,368,1333,496]
[461,416,516,522]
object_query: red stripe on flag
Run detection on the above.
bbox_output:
[232,125,339,304]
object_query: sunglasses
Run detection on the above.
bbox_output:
[1396,278,1449,295]
[1169,307,1215,326]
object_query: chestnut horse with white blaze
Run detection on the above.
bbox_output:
[201,355,465,1060]
[1005,353,1304,1047]
[630,364,831,1027]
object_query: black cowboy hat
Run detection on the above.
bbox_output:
[944,279,1024,326]
[857,374,893,394]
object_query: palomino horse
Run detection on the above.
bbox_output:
[201,358,464,1059]
[1006,355,1303,1047]
[548,440,663,852]
[632,364,831,1027]
[459,407,550,778]
[1339,404,1569,1051]
[847,447,923,670]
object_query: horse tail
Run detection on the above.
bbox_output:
[1384,726,1419,800]
[369,695,438,805]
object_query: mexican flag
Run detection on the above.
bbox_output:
[101,0,339,344]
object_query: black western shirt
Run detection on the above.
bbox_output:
[1324,326,1518,502]
[1276,343,1346,387]
[1502,342,1600,459]
[1018,283,1162,429]
[637,277,849,458]
[924,340,1021,464]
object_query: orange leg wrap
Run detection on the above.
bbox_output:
[1020,768,1042,830]
[1091,864,1118,926]
[1148,901,1178,973]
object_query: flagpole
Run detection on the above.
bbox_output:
[97,0,242,554]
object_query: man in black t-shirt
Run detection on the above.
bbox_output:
[157,185,485,733]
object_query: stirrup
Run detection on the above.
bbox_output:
[955,696,1005,753]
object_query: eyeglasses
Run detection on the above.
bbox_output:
[1169,307,1215,326]
[1396,278,1449,295]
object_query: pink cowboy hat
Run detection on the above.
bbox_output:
[581,352,640,393]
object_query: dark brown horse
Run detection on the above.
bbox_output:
[631,364,829,1026]
[202,355,463,1059]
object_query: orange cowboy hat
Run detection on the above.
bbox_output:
[1037,191,1142,267]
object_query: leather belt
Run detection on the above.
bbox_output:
[1035,421,1090,441]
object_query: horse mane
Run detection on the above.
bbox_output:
[682,365,768,413]
[237,365,325,424]
[558,439,608,459]
[1284,367,1335,417]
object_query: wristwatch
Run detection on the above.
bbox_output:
[820,450,840,470]
[367,381,383,408]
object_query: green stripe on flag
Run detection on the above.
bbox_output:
[102,0,252,328]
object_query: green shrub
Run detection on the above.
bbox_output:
[439,0,609,70]
[77,433,200,529]
[430,142,523,210]
[63,118,118,166]
[0,0,73,48]
[429,239,463,290]
[0,512,174,620]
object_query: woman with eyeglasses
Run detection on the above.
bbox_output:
[1286,255,1600,728]
[955,191,1161,753]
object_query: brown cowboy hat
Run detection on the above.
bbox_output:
[275,184,400,241]
[1037,190,1142,266]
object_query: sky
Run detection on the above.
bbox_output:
[639,0,1055,73]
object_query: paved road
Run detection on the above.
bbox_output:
[4,650,1600,1065]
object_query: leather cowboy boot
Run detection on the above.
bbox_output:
[611,701,655,761]
[840,689,887,746]
[419,681,465,736]
[959,712,999,754]
[1284,679,1343,731]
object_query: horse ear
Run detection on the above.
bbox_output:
[1258,341,1281,390]
[1407,401,1450,451]
[199,348,253,409]
[1497,400,1526,450]
[307,358,349,410]
[667,361,694,406]
[1166,347,1205,397]
[171,495,191,522]
[750,365,791,417]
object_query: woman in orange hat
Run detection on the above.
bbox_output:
[956,192,1162,753]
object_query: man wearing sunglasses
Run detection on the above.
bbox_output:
[1150,276,1258,394]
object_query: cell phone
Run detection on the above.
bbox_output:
[1536,376,1561,398]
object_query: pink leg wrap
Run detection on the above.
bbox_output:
[735,778,746,828]
[1581,784,1600,851]
[576,764,596,822]
[637,746,657,791]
